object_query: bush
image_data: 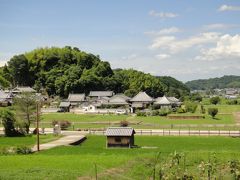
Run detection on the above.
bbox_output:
[208,108,218,118]
[120,120,129,127]
[0,109,23,137]
[226,99,238,105]
[159,109,169,116]
[184,101,198,113]
[200,105,206,114]
[151,110,159,116]
[136,111,146,116]
[52,120,71,130]
[177,107,186,113]
[210,96,221,105]
[15,146,32,154]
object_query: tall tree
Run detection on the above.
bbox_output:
[8,54,31,86]
[14,93,36,134]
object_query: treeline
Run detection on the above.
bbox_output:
[0,46,189,98]
[185,75,240,90]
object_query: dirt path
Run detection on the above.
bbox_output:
[32,134,86,152]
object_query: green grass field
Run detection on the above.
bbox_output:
[0,135,240,179]
[0,134,60,150]
[39,112,236,130]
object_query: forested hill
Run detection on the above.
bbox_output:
[185,75,240,90]
[0,46,189,98]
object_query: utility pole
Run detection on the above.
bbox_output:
[94,163,98,180]
[36,102,40,151]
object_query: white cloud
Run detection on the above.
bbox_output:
[145,27,181,36]
[155,54,170,60]
[149,32,220,53]
[218,4,240,11]
[195,34,240,61]
[203,23,239,30]
[149,10,178,18]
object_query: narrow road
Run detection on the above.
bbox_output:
[32,134,86,152]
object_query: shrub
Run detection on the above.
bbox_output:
[136,111,146,116]
[210,96,221,105]
[177,107,186,113]
[120,120,129,127]
[52,120,71,130]
[159,109,169,116]
[200,105,206,114]
[208,108,218,118]
[184,101,198,113]
[15,146,32,154]
[151,110,159,116]
[0,109,23,137]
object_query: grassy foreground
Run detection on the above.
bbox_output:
[0,135,240,179]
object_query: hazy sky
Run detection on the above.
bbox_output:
[0,0,240,82]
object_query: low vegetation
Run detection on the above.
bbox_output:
[0,136,240,179]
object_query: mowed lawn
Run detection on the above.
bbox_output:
[0,135,240,179]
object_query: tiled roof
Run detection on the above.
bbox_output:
[105,127,135,136]
[154,96,180,105]
[130,92,153,102]
[107,94,130,105]
[89,91,113,97]
[13,87,36,93]
[68,94,85,102]
[59,102,70,107]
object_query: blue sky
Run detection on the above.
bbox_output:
[1,0,240,82]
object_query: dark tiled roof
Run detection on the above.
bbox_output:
[105,127,135,136]
[68,94,85,102]
[89,91,113,97]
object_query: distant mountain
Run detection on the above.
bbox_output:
[185,75,240,90]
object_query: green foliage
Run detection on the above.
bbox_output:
[2,47,190,99]
[208,108,218,118]
[184,101,198,113]
[0,75,10,88]
[159,109,170,116]
[190,93,202,102]
[0,109,20,137]
[200,105,206,114]
[177,107,186,113]
[210,96,221,105]
[14,93,37,134]
[15,146,32,154]
[186,75,240,90]
[136,111,147,116]
[158,76,190,98]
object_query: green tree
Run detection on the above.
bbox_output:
[0,109,19,136]
[208,108,218,118]
[14,93,36,134]
[210,96,221,105]
[8,54,31,86]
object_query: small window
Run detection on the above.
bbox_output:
[115,137,121,143]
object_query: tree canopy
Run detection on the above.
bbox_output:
[185,75,240,90]
[1,46,190,98]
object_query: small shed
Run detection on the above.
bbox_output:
[105,127,135,148]
[59,102,70,112]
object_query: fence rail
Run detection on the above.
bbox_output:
[88,129,240,137]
